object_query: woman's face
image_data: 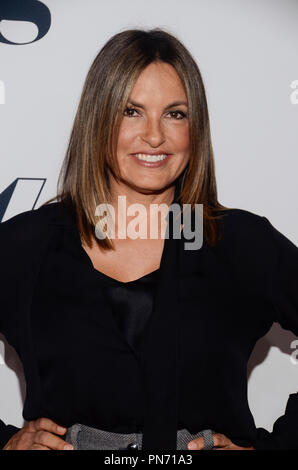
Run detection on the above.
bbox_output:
[115,61,190,194]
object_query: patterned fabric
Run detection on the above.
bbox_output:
[65,423,215,450]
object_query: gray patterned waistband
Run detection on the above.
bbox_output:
[65,423,215,450]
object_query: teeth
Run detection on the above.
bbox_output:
[133,153,168,162]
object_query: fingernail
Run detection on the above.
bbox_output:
[188,441,197,449]
[58,426,66,433]
[64,444,74,450]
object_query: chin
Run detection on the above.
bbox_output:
[125,179,168,193]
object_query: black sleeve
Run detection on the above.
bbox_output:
[0,217,23,450]
[252,216,298,450]
[0,422,21,449]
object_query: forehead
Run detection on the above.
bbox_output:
[130,62,187,101]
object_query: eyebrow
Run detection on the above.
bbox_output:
[127,99,188,110]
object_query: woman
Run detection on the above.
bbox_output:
[1,28,298,451]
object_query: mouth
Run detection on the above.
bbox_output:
[130,153,172,167]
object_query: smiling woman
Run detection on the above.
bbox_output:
[42,28,229,252]
[1,27,298,452]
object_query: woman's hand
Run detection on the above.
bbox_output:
[187,433,255,450]
[3,417,73,450]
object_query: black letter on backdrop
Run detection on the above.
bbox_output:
[0,0,51,45]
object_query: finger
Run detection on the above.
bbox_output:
[3,444,12,450]
[213,433,232,448]
[29,418,67,436]
[187,436,205,450]
[34,430,73,450]
[187,433,231,450]
[225,444,255,450]
[30,443,52,450]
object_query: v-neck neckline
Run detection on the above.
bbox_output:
[71,224,171,359]
[77,249,161,286]
[67,184,182,361]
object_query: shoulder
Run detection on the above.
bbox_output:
[211,207,287,269]
[218,207,297,249]
[215,207,270,241]
[217,207,265,225]
[213,207,298,274]
[0,202,69,243]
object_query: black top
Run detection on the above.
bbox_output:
[0,200,298,450]
[30,220,162,432]
[100,268,161,353]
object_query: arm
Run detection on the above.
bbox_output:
[0,421,21,450]
[252,217,298,450]
[0,217,22,449]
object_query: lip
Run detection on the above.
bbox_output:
[130,153,172,168]
[130,152,172,156]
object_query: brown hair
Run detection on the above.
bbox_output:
[42,27,232,248]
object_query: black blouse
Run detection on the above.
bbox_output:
[100,268,161,354]
[1,198,298,450]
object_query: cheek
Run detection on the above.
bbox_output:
[169,126,189,152]
[117,122,137,151]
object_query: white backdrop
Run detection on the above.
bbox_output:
[0,0,298,434]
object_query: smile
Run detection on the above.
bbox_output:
[133,153,168,162]
[130,153,172,168]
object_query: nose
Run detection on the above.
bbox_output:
[141,116,166,148]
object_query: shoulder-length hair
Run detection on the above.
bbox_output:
[42,27,232,249]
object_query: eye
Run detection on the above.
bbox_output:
[168,110,187,120]
[123,107,187,120]
[123,106,139,117]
